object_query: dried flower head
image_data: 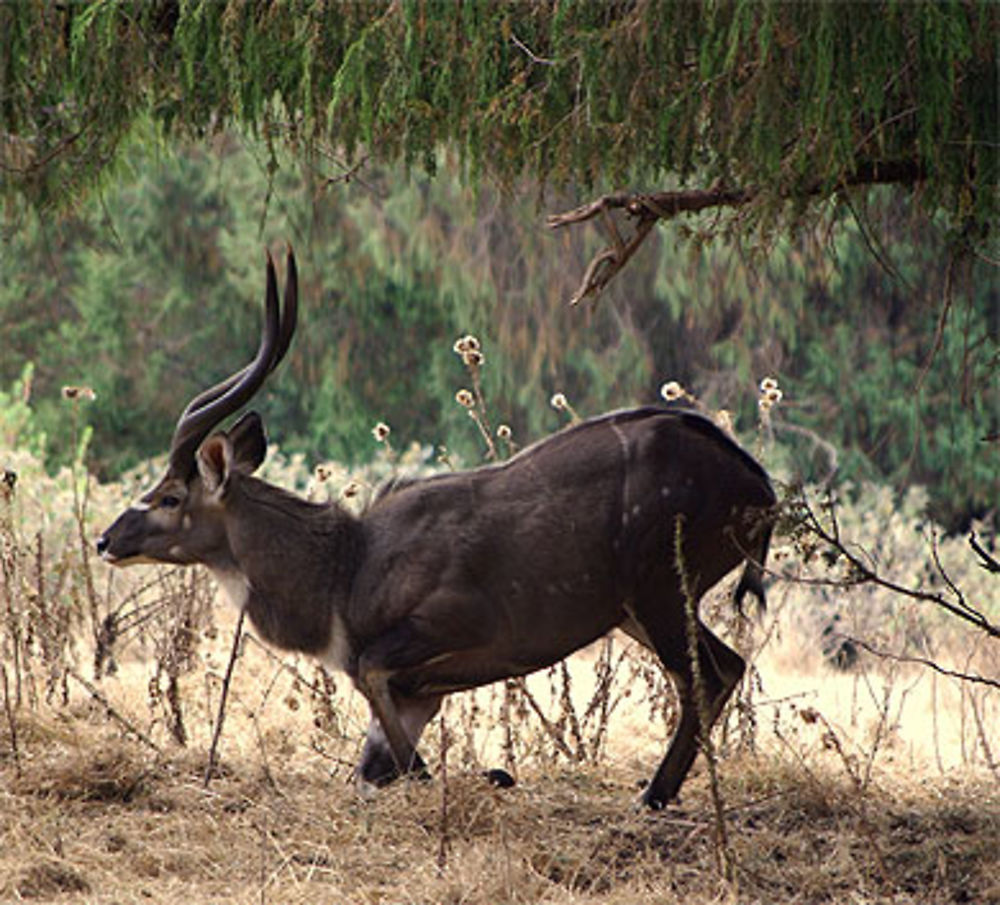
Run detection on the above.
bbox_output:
[759,386,783,411]
[455,389,475,408]
[453,334,481,355]
[760,376,779,393]
[497,424,512,441]
[550,392,568,411]
[372,422,391,443]
[341,481,361,500]
[660,381,684,402]
[314,464,333,483]
[462,348,484,367]
[714,409,734,435]
[62,385,96,402]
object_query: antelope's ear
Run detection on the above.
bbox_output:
[227,411,267,475]
[197,434,232,496]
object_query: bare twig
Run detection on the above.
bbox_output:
[968,691,999,781]
[1,664,20,777]
[790,492,1000,639]
[842,636,1000,691]
[515,678,576,762]
[67,669,161,753]
[437,701,451,875]
[675,514,734,882]
[205,608,247,786]
[510,32,555,66]
[969,532,1000,574]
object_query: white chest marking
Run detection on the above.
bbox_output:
[319,612,352,674]
[210,568,251,612]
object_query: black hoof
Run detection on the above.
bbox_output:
[641,787,678,810]
[359,749,428,787]
[484,768,516,789]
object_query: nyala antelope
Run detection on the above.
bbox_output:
[98,248,776,808]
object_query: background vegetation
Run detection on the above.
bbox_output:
[3,2,997,236]
[2,1,996,530]
[2,138,996,531]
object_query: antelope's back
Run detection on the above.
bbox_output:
[365,405,773,592]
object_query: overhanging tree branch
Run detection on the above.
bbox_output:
[548,160,927,305]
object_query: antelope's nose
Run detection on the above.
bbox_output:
[96,534,109,556]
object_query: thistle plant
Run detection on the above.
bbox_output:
[549,392,581,424]
[371,420,394,462]
[453,334,498,459]
[757,375,783,451]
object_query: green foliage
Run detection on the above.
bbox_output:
[0,143,995,530]
[0,365,47,461]
[0,2,996,241]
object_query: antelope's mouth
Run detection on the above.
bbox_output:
[96,536,138,566]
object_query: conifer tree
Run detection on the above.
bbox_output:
[2,1,996,261]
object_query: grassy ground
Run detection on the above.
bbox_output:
[1,608,997,905]
[1,450,997,903]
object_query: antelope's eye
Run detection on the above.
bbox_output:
[160,495,182,509]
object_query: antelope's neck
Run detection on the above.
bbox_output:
[208,481,362,672]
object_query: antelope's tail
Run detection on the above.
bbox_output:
[733,520,774,617]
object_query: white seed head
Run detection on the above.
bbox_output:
[455,388,475,408]
[760,376,779,393]
[372,422,391,442]
[660,381,684,402]
[62,385,96,401]
[497,424,512,440]
[453,334,481,356]
[550,392,568,411]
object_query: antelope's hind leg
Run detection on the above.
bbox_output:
[628,591,745,809]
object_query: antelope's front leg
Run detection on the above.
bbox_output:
[357,693,442,786]
[354,664,425,783]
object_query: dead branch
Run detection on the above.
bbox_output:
[67,669,161,753]
[548,159,926,305]
[841,636,1000,691]
[790,492,1000,640]
[969,531,1000,574]
[548,189,749,305]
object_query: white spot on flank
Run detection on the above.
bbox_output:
[182,514,192,530]
[169,545,183,558]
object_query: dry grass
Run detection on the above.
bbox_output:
[2,439,998,904]
[1,712,997,904]
[1,599,998,905]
